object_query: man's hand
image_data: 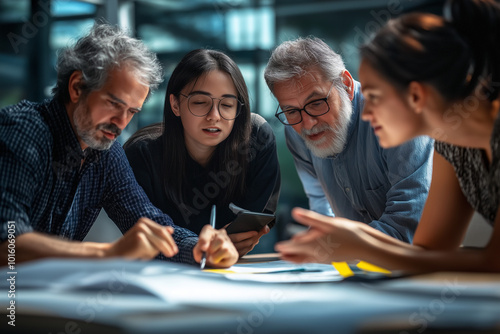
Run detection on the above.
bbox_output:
[2,218,178,265]
[193,225,238,268]
[227,225,270,257]
[106,217,178,260]
[275,207,362,263]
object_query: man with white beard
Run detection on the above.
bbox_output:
[264,37,433,242]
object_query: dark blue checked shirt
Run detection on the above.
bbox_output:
[0,99,198,264]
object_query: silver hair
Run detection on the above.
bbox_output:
[52,22,163,103]
[264,36,346,92]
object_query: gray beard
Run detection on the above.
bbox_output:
[300,89,353,158]
[73,102,121,151]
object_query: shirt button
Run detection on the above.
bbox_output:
[345,187,350,192]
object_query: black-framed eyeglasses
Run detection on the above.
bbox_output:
[275,81,336,125]
[180,93,243,121]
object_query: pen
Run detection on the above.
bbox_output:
[200,204,216,270]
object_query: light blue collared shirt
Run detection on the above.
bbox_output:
[285,81,433,242]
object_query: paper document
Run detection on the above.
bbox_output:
[204,260,343,283]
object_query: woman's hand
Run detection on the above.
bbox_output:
[227,225,270,257]
[275,207,363,263]
[193,225,239,268]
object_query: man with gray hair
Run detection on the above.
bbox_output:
[0,23,238,267]
[264,37,433,242]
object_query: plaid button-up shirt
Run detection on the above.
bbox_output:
[0,99,197,264]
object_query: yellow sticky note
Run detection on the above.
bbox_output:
[356,261,391,274]
[332,262,354,277]
[203,269,236,274]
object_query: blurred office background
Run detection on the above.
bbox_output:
[0,0,491,252]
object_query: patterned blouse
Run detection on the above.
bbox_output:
[434,114,500,226]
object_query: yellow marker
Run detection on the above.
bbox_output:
[356,261,391,275]
[332,262,354,277]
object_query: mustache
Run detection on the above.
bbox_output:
[301,124,332,136]
[97,123,122,137]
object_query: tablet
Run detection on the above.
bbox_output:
[225,203,275,234]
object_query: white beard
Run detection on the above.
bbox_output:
[300,88,353,158]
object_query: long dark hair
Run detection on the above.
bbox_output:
[360,0,500,103]
[162,49,251,207]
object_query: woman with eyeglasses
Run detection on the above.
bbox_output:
[124,49,281,257]
[276,0,500,273]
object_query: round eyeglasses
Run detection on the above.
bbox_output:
[275,82,335,125]
[180,93,243,120]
